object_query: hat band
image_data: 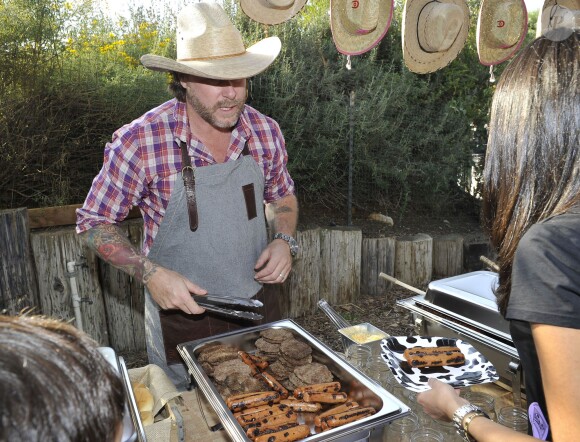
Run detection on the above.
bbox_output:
[177,50,247,62]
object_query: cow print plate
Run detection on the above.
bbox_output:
[380,336,499,392]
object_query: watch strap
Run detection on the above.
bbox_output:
[453,404,482,442]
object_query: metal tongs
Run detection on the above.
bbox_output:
[192,294,264,321]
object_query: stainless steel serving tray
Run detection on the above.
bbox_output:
[424,271,510,337]
[177,319,409,442]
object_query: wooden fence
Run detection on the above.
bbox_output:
[0,206,493,355]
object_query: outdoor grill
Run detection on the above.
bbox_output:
[396,271,525,405]
[177,319,410,442]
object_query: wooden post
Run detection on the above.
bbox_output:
[395,233,433,288]
[361,237,396,295]
[0,208,40,313]
[320,227,362,306]
[432,234,464,278]
[280,228,321,318]
[98,219,146,353]
[30,227,110,345]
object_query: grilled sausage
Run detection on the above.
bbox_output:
[246,422,299,440]
[314,401,359,427]
[323,406,376,429]
[235,404,291,425]
[261,371,290,399]
[249,354,269,370]
[293,381,341,399]
[227,391,281,412]
[238,350,262,377]
[254,424,311,442]
[279,399,322,413]
[244,411,298,434]
[302,391,348,404]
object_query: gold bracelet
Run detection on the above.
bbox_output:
[463,410,488,436]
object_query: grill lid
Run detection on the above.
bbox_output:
[420,271,511,337]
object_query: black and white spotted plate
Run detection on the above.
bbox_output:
[380,336,499,393]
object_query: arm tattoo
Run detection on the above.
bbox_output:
[80,224,157,284]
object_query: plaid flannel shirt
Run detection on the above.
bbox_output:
[76,99,295,254]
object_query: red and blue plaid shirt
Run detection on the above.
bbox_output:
[76,99,295,254]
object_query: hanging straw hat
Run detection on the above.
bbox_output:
[477,0,528,66]
[536,0,580,37]
[330,0,394,56]
[240,0,308,25]
[402,0,470,74]
[140,3,281,80]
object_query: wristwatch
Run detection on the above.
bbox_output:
[452,403,490,442]
[273,233,299,257]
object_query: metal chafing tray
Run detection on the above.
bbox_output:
[177,319,409,442]
[396,271,525,404]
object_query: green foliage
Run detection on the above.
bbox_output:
[0,0,533,219]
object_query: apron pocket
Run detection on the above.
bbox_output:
[242,183,257,220]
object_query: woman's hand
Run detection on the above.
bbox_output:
[417,378,468,421]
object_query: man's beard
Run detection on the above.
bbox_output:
[187,90,246,129]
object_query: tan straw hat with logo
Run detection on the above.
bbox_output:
[536,0,580,37]
[140,3,281,80]
[477,0,528,66]
[330,0,394,55]
[240,0,308,25]
[402,0,470,74]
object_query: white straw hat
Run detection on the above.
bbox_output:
[477,0,528,66]
[330,0,394,56]
[240,0,308,25]
[402,0,470,74]
[140,3,281,80]
[536,0,580,37]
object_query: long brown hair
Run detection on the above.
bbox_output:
[482,29,580,316]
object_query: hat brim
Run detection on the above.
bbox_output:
[240,0,308,25]
[330,0,394,56]
[476,0,528,66]
[140,37,281,80]
[402,0,470,74]
[536,0,580,37]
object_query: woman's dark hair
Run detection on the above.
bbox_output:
[482,29,580,316]
[169,72,187,102]
[0,315,126,442]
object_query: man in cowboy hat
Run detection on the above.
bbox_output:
[76,3,298,388]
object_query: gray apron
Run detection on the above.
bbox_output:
[144,141,280,388]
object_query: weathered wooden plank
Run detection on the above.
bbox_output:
[98,219,146,353]
[280,228,321,318]
[320,227,362,306]
[29,227,110,345]
[28,204,141,229]
[395,233,433,288]
[361,237,396,295]
[0,208,40,313]
[433,234,464,278]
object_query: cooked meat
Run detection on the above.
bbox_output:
[225,372,266,394]
[259,328,294,344]
[198,344,237,363]
[279,339,312,360]
[293,362,333,385]
[205,347,239,365]
[278,354,312,370]
[255,338,281,354]
[212,358,252,384]
[268,361,292,380]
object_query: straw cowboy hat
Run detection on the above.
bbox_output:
[330,0,394,56]
[402,0,470,74]
[536,0,580,37]
[140,3,281,80]
[477,0,528,66]
[240,0,308,25]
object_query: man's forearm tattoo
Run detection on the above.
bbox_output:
[81,224,157,284]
